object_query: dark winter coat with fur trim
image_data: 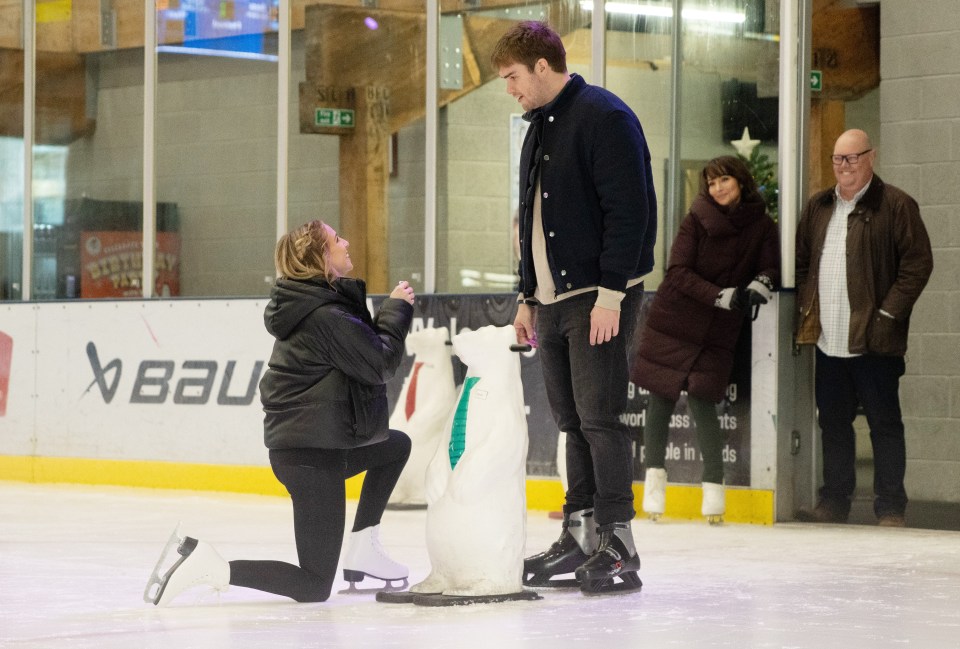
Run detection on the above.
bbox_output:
[631,195,780,402]
[259,277,412,450]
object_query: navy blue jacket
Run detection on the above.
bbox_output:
[517,74,657,298]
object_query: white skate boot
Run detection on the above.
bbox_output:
[702,482,725,525]
[642,468,667,521]
[144,527,230,606]
[341,524,409,593]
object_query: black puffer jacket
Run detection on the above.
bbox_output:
[259,277,413,450]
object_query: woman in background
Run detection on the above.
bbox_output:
[632,155,780,524]
[146,219,415,604]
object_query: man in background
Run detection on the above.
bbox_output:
[795,129,933,527]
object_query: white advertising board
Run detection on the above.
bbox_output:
[0,304,38,456]
[1,300,274,466]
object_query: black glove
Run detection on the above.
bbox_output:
[716,287,746,310]
[745,276,774,306]
[744,287,768,306]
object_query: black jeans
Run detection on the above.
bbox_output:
[815,349,907,517]
[536,284,643,526]
[228,430,410,602]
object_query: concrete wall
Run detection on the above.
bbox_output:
[879,1,960,502]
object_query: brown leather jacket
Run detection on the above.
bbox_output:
[795,175,933,356]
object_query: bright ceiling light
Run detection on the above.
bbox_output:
[579,1,747,24]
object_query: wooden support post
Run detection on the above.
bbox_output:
[809,98,845,197]
[0,49,95,143]
[339,85,390,293]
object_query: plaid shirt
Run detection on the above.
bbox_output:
[817,182,871,357]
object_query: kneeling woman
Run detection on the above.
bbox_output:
[147,219,416,604]
[632,156,780,524]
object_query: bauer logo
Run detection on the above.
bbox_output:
[0,330,11,417]
[83,341,265,406]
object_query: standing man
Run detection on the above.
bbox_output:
[492,21,657,595]
[795,129,933,527]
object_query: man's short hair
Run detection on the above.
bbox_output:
[491,21,567,73]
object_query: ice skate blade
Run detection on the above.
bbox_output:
[412,590,542,607]
[705,515,724,526]
[385,502,428,511]
[646,513,662,522]
[143,523,184,604]
[580,571,643,597]
[338,576,409,595]
[522,574,580,588]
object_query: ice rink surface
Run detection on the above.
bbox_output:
[1,481,958,649]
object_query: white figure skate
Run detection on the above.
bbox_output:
[642,468,667,521]
[143,525,230,606]
[702,482,725,525]
[341,524,409,593]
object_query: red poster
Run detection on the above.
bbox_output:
[0,331,11,417]
[80,231,180,298]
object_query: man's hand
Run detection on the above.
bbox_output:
[590,305,620,345]
[514,303,538,348]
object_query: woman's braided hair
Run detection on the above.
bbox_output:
[274,219,335,282]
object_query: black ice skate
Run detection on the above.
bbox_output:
[523,508,598,587]
[575,521,642,596]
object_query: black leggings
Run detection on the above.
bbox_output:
[644,394,725,484]
[228,430,410,602]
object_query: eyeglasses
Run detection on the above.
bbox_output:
[831,149,872,165]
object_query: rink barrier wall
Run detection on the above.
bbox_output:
[0,298,778,524]
[0,455,775,525]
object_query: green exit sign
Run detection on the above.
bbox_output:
[315,108,355,128]
[810,70,823,92]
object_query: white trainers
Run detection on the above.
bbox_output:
[702,482,725,525]
[642,468,667,521]
[147,535,230,606]
[342,524,409,591]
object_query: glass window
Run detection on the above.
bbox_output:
[292,1,425,296]
[602,0,674,289]
[5,0,785,302]
[0,2,23,301]
[439,1,589,294]
[678,0,780,227]
[29,1,146,299]
[155,0,280,297]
